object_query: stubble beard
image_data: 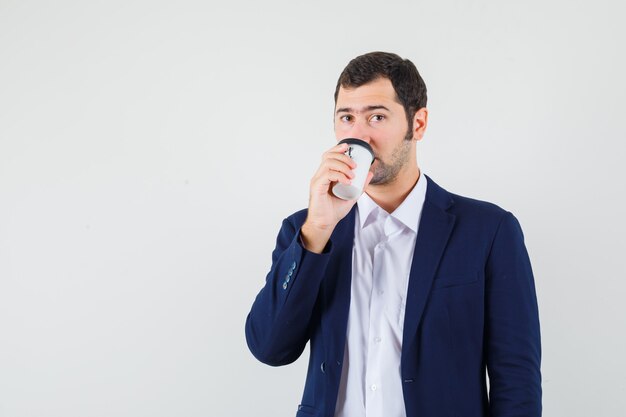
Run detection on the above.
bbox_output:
[369,126,414,186]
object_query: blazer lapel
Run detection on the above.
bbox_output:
[402,175,456,360]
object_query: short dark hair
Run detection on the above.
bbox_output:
[334,52,427,129]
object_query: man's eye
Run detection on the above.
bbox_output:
[370,115,385,122]
[340,115,352,122]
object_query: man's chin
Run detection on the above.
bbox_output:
[369,176,386,186]
[369,171,401,186]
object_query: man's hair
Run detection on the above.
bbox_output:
[334,52,427,131]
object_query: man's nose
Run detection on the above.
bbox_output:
[348,120,372,143]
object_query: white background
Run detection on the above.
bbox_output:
[1,0,625,416]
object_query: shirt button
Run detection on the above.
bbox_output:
[378,290,384,295]
[371,384,377,391]
[374,336,381,343]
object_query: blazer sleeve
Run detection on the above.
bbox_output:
[245,215,333,366]
[485,211,542,417]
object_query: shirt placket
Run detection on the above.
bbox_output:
[364,211,389,417]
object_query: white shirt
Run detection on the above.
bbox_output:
[334,173,428,417]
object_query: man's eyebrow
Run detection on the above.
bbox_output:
[335,105,391,114]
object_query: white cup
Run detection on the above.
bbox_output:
[332,138,374,200]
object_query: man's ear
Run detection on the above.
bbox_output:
[412,107,428,141]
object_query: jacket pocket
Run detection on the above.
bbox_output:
[296,404,318,416]
[432,271,479,289]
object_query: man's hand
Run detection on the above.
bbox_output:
[301,143,374,253]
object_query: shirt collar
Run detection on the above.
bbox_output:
[356,189,380,229]
[356,171,428,233]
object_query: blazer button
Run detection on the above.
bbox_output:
[320,361,326,373]
[282,282,288,290]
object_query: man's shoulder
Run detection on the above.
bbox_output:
[427,175,511,226]
[448,191,508,217]
[432,182,524,244]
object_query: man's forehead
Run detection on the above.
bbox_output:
[335,78,402,111]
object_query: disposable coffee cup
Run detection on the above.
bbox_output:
[332,138,375,200]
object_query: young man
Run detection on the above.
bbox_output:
[245,52,542,417]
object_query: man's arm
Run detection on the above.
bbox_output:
[245,215,332,366]
[246,142,370,366]
[485,211,542,416]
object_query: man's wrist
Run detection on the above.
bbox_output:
[300,222,333,254]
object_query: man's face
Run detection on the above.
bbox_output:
[334,77,415,186]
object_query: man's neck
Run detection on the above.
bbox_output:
[365,165,421,214]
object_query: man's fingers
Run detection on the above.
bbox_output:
[311,161,353,184]
[322,143,348,158]
[316,159,355,180]
[322,145,357,169]
[324,153,357,169]
[311,170,352,190]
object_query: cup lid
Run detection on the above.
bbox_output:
[337,138,374,162]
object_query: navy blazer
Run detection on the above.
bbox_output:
[246,175,542,417]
